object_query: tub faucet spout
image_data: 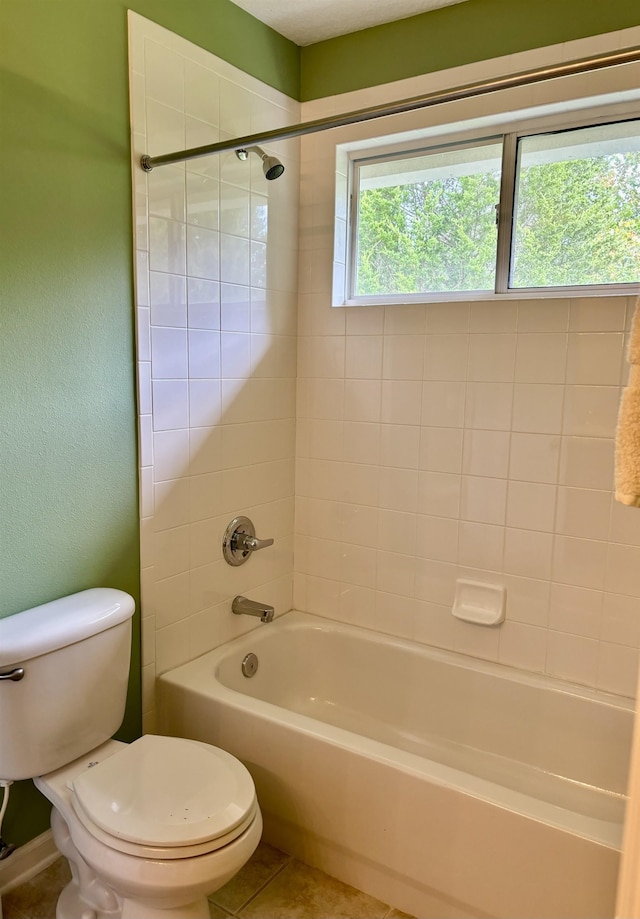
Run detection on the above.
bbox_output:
[232,596,274,623]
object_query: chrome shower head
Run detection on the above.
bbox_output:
[236,145,285,180]
[262,154,285,181]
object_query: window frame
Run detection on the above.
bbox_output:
[345,109,640,305]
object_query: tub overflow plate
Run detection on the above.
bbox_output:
[242,653,259,678]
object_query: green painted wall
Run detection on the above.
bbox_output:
[0,0,298,849]
[300,0,640,99]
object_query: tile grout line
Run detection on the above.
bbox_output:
[233,854,294,914]
[214,854,294,916]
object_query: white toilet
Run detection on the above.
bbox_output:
[0,588,262,919]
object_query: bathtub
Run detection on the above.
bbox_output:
[157,611,633,919]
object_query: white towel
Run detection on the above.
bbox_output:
[615,299,640,507]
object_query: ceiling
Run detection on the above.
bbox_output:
[229,0,470,47]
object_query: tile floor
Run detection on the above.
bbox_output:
[1,841,413,919]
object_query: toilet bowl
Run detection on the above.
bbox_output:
[36,735,262,919]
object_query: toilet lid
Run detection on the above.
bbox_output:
[71,735,256,848]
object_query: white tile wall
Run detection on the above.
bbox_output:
[296,301,640,696]
[129,13,300,728]
[132,14,640,716]
[295,27,640,698]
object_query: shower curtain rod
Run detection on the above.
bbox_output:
[140,44,640,172]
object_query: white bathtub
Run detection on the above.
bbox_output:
[158,611,633,919]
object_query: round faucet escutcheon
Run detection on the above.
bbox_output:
[223,516,274,566]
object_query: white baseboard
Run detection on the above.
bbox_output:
[0,830,59,896]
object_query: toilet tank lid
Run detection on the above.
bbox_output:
[0,589,135,668]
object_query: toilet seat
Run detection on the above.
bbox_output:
[71,795,259,859]
[69,735,258,859]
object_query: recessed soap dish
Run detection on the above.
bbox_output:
[452,579,506,626]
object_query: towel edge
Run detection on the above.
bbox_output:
[615,491,640,508]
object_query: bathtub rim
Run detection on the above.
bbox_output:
[167,608,635,711]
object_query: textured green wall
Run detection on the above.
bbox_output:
[0,0,298,849]
[300,0,640,99]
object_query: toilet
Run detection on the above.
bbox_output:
[0,588,262,919]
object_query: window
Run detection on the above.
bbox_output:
[511,121,640,288]
[348,117,640,301]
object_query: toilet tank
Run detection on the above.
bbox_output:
[0,589,135,781]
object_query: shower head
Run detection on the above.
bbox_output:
[236,145,285,180]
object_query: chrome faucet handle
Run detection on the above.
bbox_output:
[223,516,274,566]
[239,534,274,552]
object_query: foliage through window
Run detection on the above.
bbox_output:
[350,118,640,300]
